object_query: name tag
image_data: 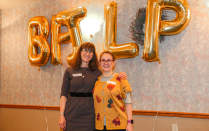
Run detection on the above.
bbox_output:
[107,81,116,85]
[73,73,82,77]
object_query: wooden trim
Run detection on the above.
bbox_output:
[1,104,209,119]
[0,104,59,110]
[132,110,209,119]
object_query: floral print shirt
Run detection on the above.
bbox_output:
[93,73,132,130]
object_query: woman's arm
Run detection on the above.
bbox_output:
[125,103,133,131]
[59,96,67,130]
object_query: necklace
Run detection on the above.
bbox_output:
[102,72,114,78]
[81,68,88,78]
[81,68,88,91]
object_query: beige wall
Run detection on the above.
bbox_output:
[0,108,209,131]
[1,0,209,114]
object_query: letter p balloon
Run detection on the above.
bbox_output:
[143,0,191,63]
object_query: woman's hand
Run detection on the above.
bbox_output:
[126,123,133,131]
[59,96,67,130]
[59,115,66,130]
[118,72,127,80]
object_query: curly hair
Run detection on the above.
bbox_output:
[71,42,99,71]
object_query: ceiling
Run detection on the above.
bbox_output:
[0,0,42,9]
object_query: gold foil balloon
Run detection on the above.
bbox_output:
[51,6,87,65]
[104,2,139,59]
[143,0,191,63]
[28,16,50,67]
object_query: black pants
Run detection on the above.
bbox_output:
[95,126,126,131]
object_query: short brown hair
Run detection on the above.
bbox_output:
[71,42,99,71]
[99,51,116,61]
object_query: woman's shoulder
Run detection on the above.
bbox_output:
[113,73,120,78]
[94,68,101,72]
[65,66,76,72]
[66,66,72,70]
[93,68,102,76]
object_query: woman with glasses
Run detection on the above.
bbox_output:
[93,51,133,131]
[59,42,127,131]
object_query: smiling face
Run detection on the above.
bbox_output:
[100,53,115,73]
[81,48,94,64]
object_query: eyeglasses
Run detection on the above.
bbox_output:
[100,59,114,64]
[82,48,93,53]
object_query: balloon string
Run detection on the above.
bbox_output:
[61,64,63,76]
[152,112,158,131]
[40,74,49,131]
[60,64,64,94]
[60,64,64,78]
[153,64,161,131]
